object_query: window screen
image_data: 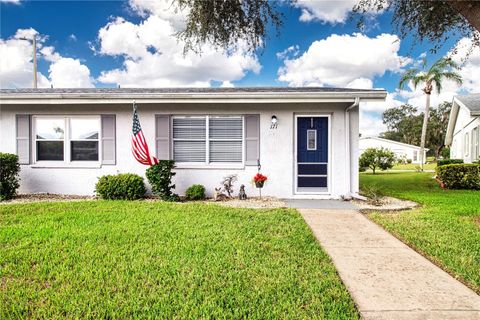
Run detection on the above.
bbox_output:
[209,117,242,162]
[172,117,206,162]
[172,116,243,163]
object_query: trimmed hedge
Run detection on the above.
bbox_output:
[437,159,463,167]
[436,164,480,190]
[185,184,206,200]
[95,173,146,200]
[0,153,20,201]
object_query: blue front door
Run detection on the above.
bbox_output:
[297,117,328,190]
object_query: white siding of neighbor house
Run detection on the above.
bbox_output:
[0,102,358,199]
[450,107,480,163]
[359,138,426,164]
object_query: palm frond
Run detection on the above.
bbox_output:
[398,68,419,89]
[441,71,463,85]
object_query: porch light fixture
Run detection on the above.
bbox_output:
[270,115,278,129]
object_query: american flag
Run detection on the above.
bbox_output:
[132,102,158,166]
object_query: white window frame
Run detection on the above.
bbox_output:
[464,132,470,157]
[32,115,101,168]
[472,127,479,160]
[171,115,245,168]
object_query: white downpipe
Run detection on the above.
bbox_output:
[345,97,360,198]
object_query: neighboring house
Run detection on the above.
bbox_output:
[445,93,480,163]
[0,87,386,199]
[359,136,428,164]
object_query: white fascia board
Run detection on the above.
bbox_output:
[0,91,387,104]
[361,136,429,151]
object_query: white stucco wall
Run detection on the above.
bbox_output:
[359,137,426,164]
[450,107,480,163]
[1,102,357,199]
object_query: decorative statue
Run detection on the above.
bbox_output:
[213,188,228,201]
[221,174,238,198]
[238,184,247,200]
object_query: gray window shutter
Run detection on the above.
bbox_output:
[101,115,116,165]
[16,115,31,164]
[156,115,171,160]
[245,114,260,166]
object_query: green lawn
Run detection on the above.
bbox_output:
[360,172,480,293]
[390,163,437,171]
[0,201,358,319]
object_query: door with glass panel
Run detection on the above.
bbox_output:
[296,116,328,192]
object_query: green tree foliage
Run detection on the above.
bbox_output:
[381,104,423,145]
[427,102,452,158]
[172,0,480,53]
[381,102,452,159]
[359,148,395,174]
[175,0,283,53]
[398,58,462,170]
[354,0,480,54]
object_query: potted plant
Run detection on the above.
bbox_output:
[253,173,268,198]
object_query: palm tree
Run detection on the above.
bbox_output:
[398,57,462,171]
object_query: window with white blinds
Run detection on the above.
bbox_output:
[172,116,243,163]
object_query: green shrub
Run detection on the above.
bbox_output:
[426,156,436,163]
[185,184,206,200]
[146,160,179,201]
[407,159,412,164]
[437,159,463,166]
[359,148,395,174]
[95,173,146,200]
[436,164,480,190]
[441,147,450,159]
[0,153,20,201]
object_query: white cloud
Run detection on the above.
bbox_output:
[294,0,358,23]
[0,28,94,88]
[346,78,373,89]
[360,111,387,137]
[0,0,21,4]
[96,15,261,87]
[128,0,187,29]
[69,34,77,42]
[278,33,408,87]
[450,36,480,92]
[276,45,300,60]
[49,58,94,88]
[361,92,403,113]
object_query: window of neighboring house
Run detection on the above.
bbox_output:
[172,115,243,164]
[464,132,470,157]
[413,150,418,161]
[473,127,479,160]
[34,116,100,163]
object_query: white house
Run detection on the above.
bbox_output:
[359,136,427,164]
[445,93,480,163]
[0,87,386,199]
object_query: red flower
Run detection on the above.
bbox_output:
[253,173,268,183]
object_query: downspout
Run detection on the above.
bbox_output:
[345,97,361,199]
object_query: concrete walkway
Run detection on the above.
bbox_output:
[300,209,480,320]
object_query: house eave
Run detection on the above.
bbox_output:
[0,90,387,105]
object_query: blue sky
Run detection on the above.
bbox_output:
[1,0,478,135]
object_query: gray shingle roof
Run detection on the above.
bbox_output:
[0,87,383,94]
[456,93,480,114]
